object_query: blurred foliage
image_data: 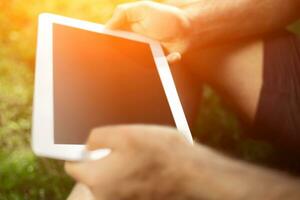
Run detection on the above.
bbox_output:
[0,0,299,199]
[194,87,274,163]
[0,1,132,199]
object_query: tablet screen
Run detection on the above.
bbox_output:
[53,24,176,144]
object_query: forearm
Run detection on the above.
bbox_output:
[165,0,300,47]
[183,145,300,200]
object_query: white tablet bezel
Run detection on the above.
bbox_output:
[32,13,193,161]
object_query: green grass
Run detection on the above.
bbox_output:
[0,61,73,200]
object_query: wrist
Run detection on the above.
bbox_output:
[180,2,220,49]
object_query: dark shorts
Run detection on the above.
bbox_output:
[254,31,300,154]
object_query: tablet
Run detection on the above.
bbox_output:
[32,13,193,161]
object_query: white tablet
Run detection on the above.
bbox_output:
[32,13,193,161]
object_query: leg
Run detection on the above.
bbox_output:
[183,39,263,123]
[184,32,300,153]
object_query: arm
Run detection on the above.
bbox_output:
[105,1,300,144]
[187,143,300,200]
[105,0,299,58]
[65,125,300,200]
[165,0,300,47]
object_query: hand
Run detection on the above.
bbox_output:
[65,125,194,200]
[65,125,300,200]
[106,1,192,63]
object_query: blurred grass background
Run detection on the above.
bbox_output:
[0,0,299,199]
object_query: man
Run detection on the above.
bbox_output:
[66,0,300,199]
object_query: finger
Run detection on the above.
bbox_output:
[131,23,147,36]
[124,2,147,23]
[106,2,146,30]
[65,154,117,186]
[86,125,150,151]
[86,126,129,151]
[65,161,92,183]
[106,5,127,29]
[86,125,183,151]
[167,52,182,63]
[65,125,147,185]
[86,125,168,151]
[106,2,144,30]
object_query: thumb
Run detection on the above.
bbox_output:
[166,52,182,64]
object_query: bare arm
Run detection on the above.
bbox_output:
[66,126,300,200]
[186,144,300,200]
[164,0,300,126]
[165,0,300,47]
[104,0,300,140]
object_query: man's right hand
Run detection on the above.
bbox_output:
[106,1,192,63]
[65,125,300,200]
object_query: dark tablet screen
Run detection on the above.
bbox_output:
[53,24,175,144]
